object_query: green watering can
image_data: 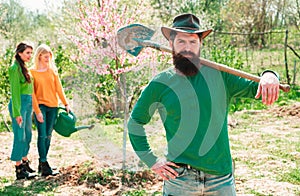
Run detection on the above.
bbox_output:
[53,107,94,137]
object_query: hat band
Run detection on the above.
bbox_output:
[174,27,199,31]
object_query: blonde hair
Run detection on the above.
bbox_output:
[33,44,58,73]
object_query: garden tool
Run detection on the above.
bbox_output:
[117,23,290,92]
[53,107,95,137]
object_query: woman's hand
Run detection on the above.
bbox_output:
[65,105,71,113]
[36,113,44,123]
[15,116,23,127]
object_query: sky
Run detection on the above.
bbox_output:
[19,0,62,12]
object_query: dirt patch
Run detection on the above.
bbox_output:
[0,103,299,195]
[45,162,162,195]
[267,102,300,117]
[0,127,162,195]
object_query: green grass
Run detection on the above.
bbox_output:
[0,180,58,195]
[0,91,299,195]
[0,177,10,184]
[0,107,298,195]
[77,162,115,184]
[276,168,300,189]
[229,104,299,194]
[249,189,271,196]
[122,189,162,196]
[122,190,147,196]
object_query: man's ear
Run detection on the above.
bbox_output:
[199,38,203,45]
[169,40,173,48]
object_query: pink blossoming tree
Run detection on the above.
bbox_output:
[65,0,160,169]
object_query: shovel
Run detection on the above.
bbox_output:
[117,24,290,92]
[53,107,95,137]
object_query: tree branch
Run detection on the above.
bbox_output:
[287,45,300,60]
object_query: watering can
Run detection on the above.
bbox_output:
[53,107,94,137]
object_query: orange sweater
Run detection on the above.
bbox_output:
[30,68,68,114]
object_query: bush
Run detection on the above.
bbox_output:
[0,48,14,132]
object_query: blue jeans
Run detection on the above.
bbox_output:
[34,105,58,162]
[8,95,33,162]
[163,166,236,196]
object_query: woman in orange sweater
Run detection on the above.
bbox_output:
[31,44,70,176]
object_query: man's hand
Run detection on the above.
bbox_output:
[151,160,179,180]
[255,72,279,105]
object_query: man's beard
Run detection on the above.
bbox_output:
[173,50,200,76]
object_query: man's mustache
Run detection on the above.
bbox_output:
[177,51,197,58]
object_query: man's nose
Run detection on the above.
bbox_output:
[183,43,192,51]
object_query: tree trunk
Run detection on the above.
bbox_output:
[120,73,128,170]
[284,29,290,84]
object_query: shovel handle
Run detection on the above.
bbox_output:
[139,40,290,92]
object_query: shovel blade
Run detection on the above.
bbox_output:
[117,24,155,56]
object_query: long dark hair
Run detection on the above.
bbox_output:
[15,42,33,83]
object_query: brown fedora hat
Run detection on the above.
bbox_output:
[161,13,212,40]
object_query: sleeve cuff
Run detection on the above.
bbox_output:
[261,70,280,80]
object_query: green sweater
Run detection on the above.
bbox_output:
[8,61,33,117]
[128,66,259,175]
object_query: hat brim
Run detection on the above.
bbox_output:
[161,27,212,41]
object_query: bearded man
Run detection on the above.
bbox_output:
[128,13,279,195]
